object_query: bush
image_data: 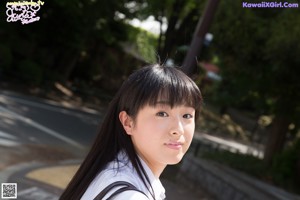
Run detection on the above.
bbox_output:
[201,151,266,178]
[126,25,158,63]
[17,60,43,85]
[0,45,13,71]
[270,140,300,193]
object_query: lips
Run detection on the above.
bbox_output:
[164,142,183,150]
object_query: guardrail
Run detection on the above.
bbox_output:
[191,133,264,158]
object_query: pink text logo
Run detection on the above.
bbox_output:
[242,1,299,8]
[6,0,45,25]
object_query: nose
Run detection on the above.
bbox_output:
[170,117,184,136]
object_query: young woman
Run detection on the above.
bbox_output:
[59,64,202,200]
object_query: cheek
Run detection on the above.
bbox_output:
[142,119,168,133]
[185,123,195,139]
[133,120,158,138]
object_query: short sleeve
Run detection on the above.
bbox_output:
[111,190,150,200]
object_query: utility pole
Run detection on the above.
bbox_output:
[182,0,220,76]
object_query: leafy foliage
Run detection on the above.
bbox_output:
[208,0,300,170]
[0,0,151,86]
[211,1,300,116]
[137,0,205,61]
[17,60,43,85]
[271,140,300,193]
[126,25,158,63]
[0,45,13,71]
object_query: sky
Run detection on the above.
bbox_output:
[128,16,168,35]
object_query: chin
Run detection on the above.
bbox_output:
[167,155,184,165]
[168,161,181,165]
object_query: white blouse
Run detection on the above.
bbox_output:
[81,151,166,200]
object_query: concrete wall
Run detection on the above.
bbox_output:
[178,155,300,200]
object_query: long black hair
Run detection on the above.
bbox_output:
[59,64,202,200]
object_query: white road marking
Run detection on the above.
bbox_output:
[0,138,19,146]
[0,130,17,140]
[0,106,84,149]
[18,187,37,196]
[0,130,19,146]
[18,187,58,200]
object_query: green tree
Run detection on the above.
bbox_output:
[138,0,205,62]
[0,0,144,84]
[40,0,139,81]
[210,0,300,166]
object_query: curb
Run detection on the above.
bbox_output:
[0,159,213,200]
[0,160,82,200]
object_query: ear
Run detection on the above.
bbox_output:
[119,111,134,135]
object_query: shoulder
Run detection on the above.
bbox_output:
[81,160,143,200]
[111,191,149,200]
[81,173,138,199]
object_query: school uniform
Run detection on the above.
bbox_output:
[81,151,166,200]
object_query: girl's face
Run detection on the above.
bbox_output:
[120,102,195,177]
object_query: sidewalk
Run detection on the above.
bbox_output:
[0,159,214,200]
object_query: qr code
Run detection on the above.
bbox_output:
[1,183,17,199]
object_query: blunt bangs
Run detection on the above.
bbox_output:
[119,65,202,117]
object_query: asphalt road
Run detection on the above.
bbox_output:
[0,90,104,157]
[0,90,215,200]
[0,90,297,200]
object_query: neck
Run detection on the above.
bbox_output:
[148,163,166,178]
[138,155,166,178]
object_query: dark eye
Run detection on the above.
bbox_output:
[156,112,168,117]
[183,114,193,119]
